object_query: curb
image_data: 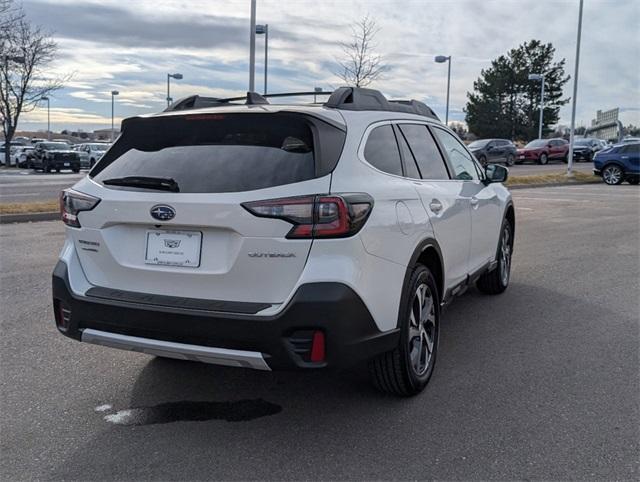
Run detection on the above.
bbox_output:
[0,211,59,224]
[508,180,602,190]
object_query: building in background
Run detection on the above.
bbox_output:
[586,108,623,142]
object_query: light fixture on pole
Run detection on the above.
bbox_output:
[528,73,545,139]
[566,0,584,177]
[249,0,257,92]
[41,96,50,140]
[434,55,452,125]
[255,24,269,95]
[166,73,183,107]
[110,90,119,142]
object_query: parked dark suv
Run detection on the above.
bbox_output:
[468,139,518,166]
[29,142,81,173]
[593,142,640,185]
[572,137,603,162]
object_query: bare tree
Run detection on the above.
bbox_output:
[1,1,67,165]
[335,16,388,88]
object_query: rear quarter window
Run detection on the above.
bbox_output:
[363,124,403,176]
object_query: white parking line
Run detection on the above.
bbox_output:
[0,192,40,197]
[515,196,594,203]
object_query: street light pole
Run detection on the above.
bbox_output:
[111,90,119,142]
[41,97,50,140]
[166,73,183,107]
[528,73,545,139]
[434,55,451,125]
[263,24,268,94]
[249,0,257,92]
[256,24,269,94]
[567,0,584,177]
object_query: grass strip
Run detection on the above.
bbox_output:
[0,200,58,215]
[507,170,599,186]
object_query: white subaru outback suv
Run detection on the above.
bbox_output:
[52,87,514,396]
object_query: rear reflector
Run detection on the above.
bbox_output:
[54,299,71,331]
[310,331,325,363]
[242,193,373,239]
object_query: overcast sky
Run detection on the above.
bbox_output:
[17,0,640,133]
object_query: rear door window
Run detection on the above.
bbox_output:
[398,124,449,180]
[363,124,403,176]
[91,113,345,193]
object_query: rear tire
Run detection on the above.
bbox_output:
[477,221,513,295]
[628,178,639,185]
[602,164,624,185]
[369,265,440,397]
[506,154,515,166]
[538,153,548,165]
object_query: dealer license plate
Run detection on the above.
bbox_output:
[145,230,202,267]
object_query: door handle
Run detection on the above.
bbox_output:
[470,197,479,207]
[429,199,443,213]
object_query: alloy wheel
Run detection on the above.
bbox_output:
[408,283,437,376]
[500,226,512,286]
[603,166,622,185]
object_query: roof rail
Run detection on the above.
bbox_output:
[164,88,439,120]
[326,87,439,120]
[165,91,334,112]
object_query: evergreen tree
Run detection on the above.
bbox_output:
[465,40,569,140]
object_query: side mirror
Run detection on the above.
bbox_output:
[485,164,508,184]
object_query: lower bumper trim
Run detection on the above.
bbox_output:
[81,328,271,370]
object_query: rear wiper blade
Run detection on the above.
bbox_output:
[102,176,180,192]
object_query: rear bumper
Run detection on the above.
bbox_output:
[52,261,398,370]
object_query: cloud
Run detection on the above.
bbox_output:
[17,0,640,133]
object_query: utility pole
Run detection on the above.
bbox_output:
[263,24,268,94]
[111,90,119,142]
[567,0,584,177]
[249,0,257,92]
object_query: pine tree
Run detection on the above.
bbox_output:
[465,40,569,140]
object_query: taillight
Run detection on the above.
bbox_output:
[59,189,100,228]
[242,193,373,239]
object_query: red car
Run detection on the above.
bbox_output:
[516,138,569,165]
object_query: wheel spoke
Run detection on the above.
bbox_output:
[423,325,434,354]
[421,294,434,323]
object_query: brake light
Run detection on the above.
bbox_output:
[242,193,373,239]
[59,189,101,228]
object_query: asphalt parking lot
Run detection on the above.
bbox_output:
[1,184,638,480]
[0,163,595,203]
[0,169,85,203]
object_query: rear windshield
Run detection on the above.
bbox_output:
[524,140,547,148]
[91,112,345,193]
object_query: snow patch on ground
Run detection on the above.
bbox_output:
[104,409,136,425]
[94,404,112,412]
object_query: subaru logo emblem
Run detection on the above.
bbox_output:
[150,205,175,221]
